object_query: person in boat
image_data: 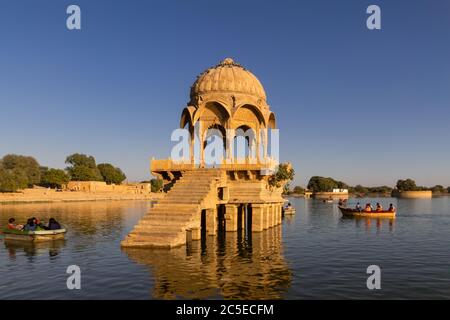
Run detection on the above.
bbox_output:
[338,199,344,206]
[23,218,37,231]
[376,203,383,212]
[355,203,362,211]
[282,203,291,214]
[7,218,23,231]
[34,217,51,230]
[363,203,373,212]
[388,204,396,212]
[32,217,46,229]
[47,218,61,230]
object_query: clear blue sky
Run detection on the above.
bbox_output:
[1,0,449,187]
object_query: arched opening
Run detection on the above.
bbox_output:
[203,124,226,166]
[268,112,276,129]
[204,124,226,149]
[198,102,230,125]
[198,102,230,166]
[234,104,266,128]
[180,107,193,129]
[178,108,195,163]
[233,125,256,161]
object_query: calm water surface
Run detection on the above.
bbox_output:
[0,198,449,299]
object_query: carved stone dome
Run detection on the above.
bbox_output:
[190,58,267,102]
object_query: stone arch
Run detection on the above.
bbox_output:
[234,124,256,160]
[268,112,276,129]
[195,101,231,126]
[180,107,194,129]
[204,123,226,144]
[233,104,266,128]
[203,123,227,165]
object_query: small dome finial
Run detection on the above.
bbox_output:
[221,57,235,65]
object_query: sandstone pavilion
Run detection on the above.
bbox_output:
[122,58,291,248]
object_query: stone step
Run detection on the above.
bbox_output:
[171,184,212,190]
[157,200,202,204]
[150,207,198,212]
[152,202,199,207]
[169,188,211,193]
[158,199,207,205]
[140,216,193,223]
[149,210,197,215]
[129,229,181,237]
[122,169,220,248]
[136,224,188,231]
[168,184,211,189]
[141,214,193,220]
[148,208,197,214]
[124,236,186,248]
[147,207,197,213]
[125,236,184,247]
[133,225,185,233]
[164,192,207,197]
[129,231,186,242]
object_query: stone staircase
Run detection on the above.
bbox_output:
[121,169,222,248]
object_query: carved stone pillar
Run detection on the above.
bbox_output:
[225,204,238,232]
[252,204,264,232]
[206,208,217,236]
[263,204,269,230]
[191,228,201,241]
[226,128,235,163]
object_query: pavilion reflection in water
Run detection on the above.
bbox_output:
[123,225,292,299]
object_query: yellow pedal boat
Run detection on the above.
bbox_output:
[1,228,67,242]
[338,206,396,218]
[283,207,296,215]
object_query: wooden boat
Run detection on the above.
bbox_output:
[1,228,67,242]
[338,206,396,218]
[283,207,296,215]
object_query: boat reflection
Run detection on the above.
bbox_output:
[3,239,66,259]
[123,225,292,299]
[341,215,396,233]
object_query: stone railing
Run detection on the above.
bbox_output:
[151,157,279,173]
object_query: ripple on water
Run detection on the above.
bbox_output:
[0,198,449,299]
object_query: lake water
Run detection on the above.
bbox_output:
[0,198,449,299]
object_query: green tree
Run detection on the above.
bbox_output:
[336,180,348,189]
[430,185,445,194]
[97,163,126,185]
[353,184,369,194]
[150,179,163,192]
[68,165,103,181]
[1,154,41,186]
[368,186,393,194]
[40,169,70,189]
[293,186,305,194]
[307,176,346,193]
[268,163,295,188]
[66,153,97,168]
[282,183,291,195]
[0,166,28,192]
[65,153,103,181]
[396,179,417,191]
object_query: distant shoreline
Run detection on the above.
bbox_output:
[286,193,450,199]
[0,191,163,205]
